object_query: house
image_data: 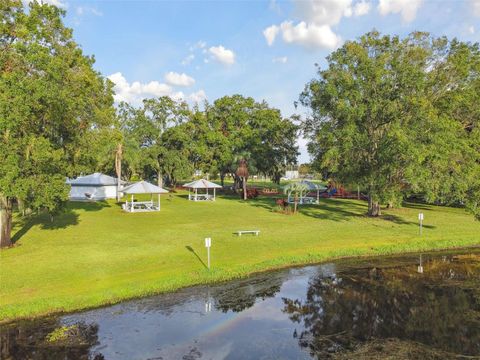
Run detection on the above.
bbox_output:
[283,170,299,180]
[67,173,123,201]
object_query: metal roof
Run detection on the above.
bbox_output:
[122,181,169,194]
[183,179,222,189]
[298,180,327,191]
[67,173,122,186]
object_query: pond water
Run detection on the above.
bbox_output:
[2,249,480,360]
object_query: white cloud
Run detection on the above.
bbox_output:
[181,54,195,66]
[468,25,475,34]
[353,0,371,16]
[295,0,353,25]
[273,56,288,63]
[208,45,236,65]
[188,90,207,103]
[264,25,280,46]
[264,0,368,49]
[108,72,206,105]
[377,0,423,22]
[164,72,195,87]
[76,6,102,16]
[189,40,207,52]
[108,72,173,104]
[279,21,342,49]
[471,0,480,16]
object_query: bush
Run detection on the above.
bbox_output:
[240,188,260,199]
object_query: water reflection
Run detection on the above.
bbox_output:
[283,253,480,358]
[1,319,103,360]
[1,250,479,359]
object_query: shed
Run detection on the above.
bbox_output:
[67,173,123,201]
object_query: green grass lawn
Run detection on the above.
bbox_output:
[1,191,479,322]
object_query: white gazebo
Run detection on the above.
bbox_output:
[122,181,168,212]
[184,179,222,201]
[287,180,327,204]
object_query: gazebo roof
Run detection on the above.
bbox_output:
[67,172,123,186]
[183,179,222,189]
[122,181,169,194]
[298,180,327,191]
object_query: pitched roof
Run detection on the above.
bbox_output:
[183,179,222,189]
[67,173,122,186]
[298,180,327,191]
[122,181,169,194]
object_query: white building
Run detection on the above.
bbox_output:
[67,173,123,201]
[283,170,299,180]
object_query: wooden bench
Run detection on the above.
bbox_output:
[236,230,260,236]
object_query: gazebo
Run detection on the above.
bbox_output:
[184,179,222,201]
[287,180,327,204]
[122,181,168,212]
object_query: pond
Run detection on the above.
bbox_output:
[1,248,480,359]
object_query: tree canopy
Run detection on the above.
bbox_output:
[117,95,299,189]
[0,1,115,247]
[300,31,480,218]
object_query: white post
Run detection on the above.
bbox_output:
[317,189,319,204]
[188,188,191,200]
[205,237,211,270]
[195,188,198,201]
[418,254,423,273]
[131,194,134,213]
[158,193,160,211]
[213,188,216,201]
[418,213,424,235]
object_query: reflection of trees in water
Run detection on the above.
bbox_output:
[283,255,480,358]
[0,319,103,360]
[211,271,286,312]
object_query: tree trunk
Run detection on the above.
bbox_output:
[368,196,381,216]
[294,194,298,214]
[157,170,163,188]
[0,197,13,248]
[233,174,240,192]
[272,173,281,184]
[220,173,225,187]
[242,176,247,200]
[115,143,123,202]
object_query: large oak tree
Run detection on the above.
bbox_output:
[0,1,115,248]
[300,31,480,217]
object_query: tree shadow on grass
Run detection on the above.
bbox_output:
[186,246,208,270]
[11,201,110,244]
[221,195,436,228]
[222,195,367,222]
[298,199,366,222]
[402,202,435,211]
[379,213,436,229]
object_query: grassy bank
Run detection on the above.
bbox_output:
[1,192,479,322]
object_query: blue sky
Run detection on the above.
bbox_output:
[38,0,480,162]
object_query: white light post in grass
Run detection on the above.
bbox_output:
[418,213,424,235]
[205,237,211,270]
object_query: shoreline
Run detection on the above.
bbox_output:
[2,243,479,325]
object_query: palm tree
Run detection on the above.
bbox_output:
[236,158,249,200]
[283,182,309,214]
[115,143,123,202]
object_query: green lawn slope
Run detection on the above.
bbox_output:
[1,192,479,322]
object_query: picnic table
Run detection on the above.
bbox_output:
[188,193,214,201]
[123,200,159,212]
